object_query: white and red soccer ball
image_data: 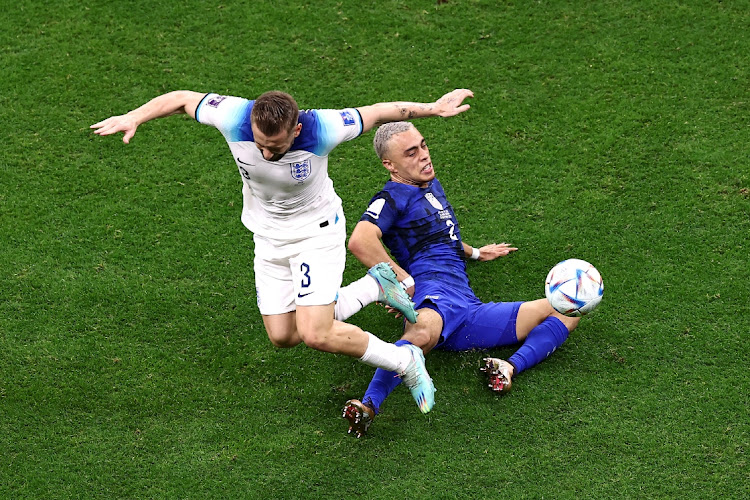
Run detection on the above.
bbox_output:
[545,259,603,316]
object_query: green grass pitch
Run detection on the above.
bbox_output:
[1,0,747,497]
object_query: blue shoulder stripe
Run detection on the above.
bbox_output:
[290,110,323,154]
[233,101,255,142]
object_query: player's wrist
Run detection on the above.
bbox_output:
[400,276,415,290]
[126,109,146,127]
[470,247,480,260]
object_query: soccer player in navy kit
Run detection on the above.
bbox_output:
[340,122,582,437]
[91,89,473,414]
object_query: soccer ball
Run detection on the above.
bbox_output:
[545,259,603,316]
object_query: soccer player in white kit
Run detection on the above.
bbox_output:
[91,88,473,414]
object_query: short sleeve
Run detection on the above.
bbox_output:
[308,108,363,156]
[361,190,398,234]
[195,94,253,142]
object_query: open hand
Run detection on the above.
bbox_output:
[433,89,474,117]
[90,115,139,144]
[476,242,518,262]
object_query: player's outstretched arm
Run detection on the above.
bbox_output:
[463,242,518,262]
[356,88,474,133]
[90,90,205,144]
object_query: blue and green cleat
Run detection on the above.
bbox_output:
[367,262,418,323]
[399,344,435,413]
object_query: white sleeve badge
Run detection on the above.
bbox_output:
[365,198,386,219]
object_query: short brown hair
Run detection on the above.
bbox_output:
[251,91,299,136]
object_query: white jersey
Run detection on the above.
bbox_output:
[196,93,363,239]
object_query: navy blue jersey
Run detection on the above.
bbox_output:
[360,178,469,285]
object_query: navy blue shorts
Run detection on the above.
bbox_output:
[413,276,523,351]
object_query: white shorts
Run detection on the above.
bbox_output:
[252,209,346,315]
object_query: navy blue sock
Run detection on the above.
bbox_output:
[508,317,569,375]
[362,339,411,414]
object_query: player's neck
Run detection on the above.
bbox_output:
[389,174,429,188]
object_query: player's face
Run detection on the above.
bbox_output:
[384,128,434,187]
[252,123,302,162]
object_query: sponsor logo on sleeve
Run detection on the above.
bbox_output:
[207,95,227,108]
[340,110,356,126]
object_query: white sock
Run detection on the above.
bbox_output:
[334,275,380,321]
[359,332,411,373]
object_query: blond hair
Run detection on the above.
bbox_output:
[373,122,415,159]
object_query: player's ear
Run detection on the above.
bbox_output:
[382,158,396,173]
[292,123,302,138]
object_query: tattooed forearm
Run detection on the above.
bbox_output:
[361,90,470,130]
[368,102,439,129]
[396,103,433,119]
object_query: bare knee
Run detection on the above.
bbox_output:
[263,313,302,348]
[402,314,442,352]
[404,329,433,350]
[298,326,331,352]
[266,329,302,348]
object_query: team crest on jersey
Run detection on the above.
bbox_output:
[340,110,356,126]
[207,95,226,108]
[424,193,444,210]
[290,160,312,181]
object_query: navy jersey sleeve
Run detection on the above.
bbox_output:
[360,186,416,270]
[361,190,398,232]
